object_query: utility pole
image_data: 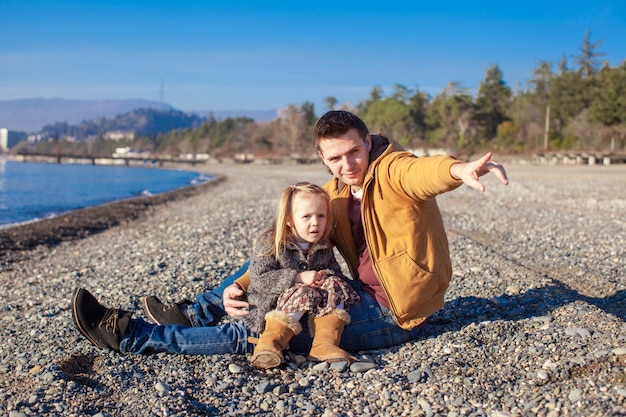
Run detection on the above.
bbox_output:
[543,105,550,150]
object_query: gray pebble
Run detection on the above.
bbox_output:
[329,361,348,372]
[255,380,273,394]
[565,327,591,338]
[568,388,582,402]
[313,361,329,371]
[505,285,521,294]
[154,381,170,393]
[228,363,242,374]
[293,354,307,366]
[612,347,626,356]
[273,385,287,395]
[350,362,376,373]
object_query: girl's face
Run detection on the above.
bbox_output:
[287,193,328,244]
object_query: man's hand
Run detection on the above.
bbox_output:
[223,283,250,317]
[450,152,509,192]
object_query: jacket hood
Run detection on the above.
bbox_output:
[368,134,391,164]
[369,134,406,164]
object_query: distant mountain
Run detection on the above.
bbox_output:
[39,108,205,141]
[0,99,278,133]
[0,98,173,132]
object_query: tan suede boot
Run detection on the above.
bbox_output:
[308,309,356,363]
[250,310,302,369]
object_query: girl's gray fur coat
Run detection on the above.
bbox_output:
[241,229,347,333]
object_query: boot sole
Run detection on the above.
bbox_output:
[142,296,163,325]
[250,352,283,369]
[71,288,100,347]
[308,351,357,363]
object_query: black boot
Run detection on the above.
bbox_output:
[72,288,132,352]
[142,296,192,326]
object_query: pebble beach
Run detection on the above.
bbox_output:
[1,160,625,417]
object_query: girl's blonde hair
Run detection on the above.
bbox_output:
[258,182,332,260]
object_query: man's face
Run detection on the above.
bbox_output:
[317,128,371,191]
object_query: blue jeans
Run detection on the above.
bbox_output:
[186,262,251,327]
[120,262,422,355]
[121,263,252,355]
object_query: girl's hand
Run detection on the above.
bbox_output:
[310,270,326,289]
[295,270,326,288]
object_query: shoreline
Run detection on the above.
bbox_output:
[0,172,226,266]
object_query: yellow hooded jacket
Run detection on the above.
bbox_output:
[324,135,462,329]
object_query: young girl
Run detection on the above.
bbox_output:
[242,182,359,369]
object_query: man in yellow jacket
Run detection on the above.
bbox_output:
[227,110,508,345]
[72,110,508,356]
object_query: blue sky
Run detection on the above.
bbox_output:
[2,1,625,115]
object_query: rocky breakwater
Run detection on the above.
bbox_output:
[0,162,625,416]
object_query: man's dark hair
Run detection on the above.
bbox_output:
[314,110,369,150]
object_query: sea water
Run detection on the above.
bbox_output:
[0,159,211,227]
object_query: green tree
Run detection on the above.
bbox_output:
[474,65,512,141]
[426,82,475,149]
[357,86,384,114]
[590,63,626,151]
[530,61,554,102]
[324,96,338,111]
[590,63,626,126]
[300,101,317,151]
[549,70,587,127]
[496,120,521,150]
[408,87,430,142]
[573,29,605,78]
[361,98,418,146]
[508,91,546,153]
[558,54,569,74]
[279,105,310,155]
[300,101,317,126]
[391,84,411,103]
